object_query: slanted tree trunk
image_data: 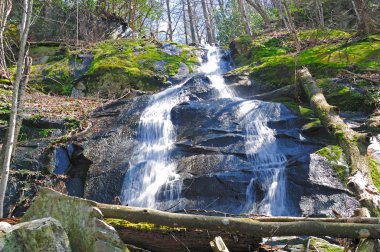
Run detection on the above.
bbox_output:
[97,203,380,239]
[297,68,380,216]
[0,0,33,218]
[245,0,272,29]
[186,0,197,44]
[353,0,380,34]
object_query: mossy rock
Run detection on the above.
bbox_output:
[28,39,199,98]
[230,30,380,106]
[317,145,349,184]
[22,188,128,252]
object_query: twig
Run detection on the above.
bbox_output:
[341,69,380,85]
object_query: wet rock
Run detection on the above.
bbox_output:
[0,217,71,251]
[69,54,93,79]
[53,147,71,175]
[22,188,127,252]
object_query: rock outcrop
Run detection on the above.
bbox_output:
[22,188,128,252]
[0,217,71,251]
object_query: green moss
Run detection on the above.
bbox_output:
[64,118,80,131]
[105,218,185,232]
[369,158,380,191]
[272,97,314,117]
[317,145,349,184]
[38,129,55,138]
[298,29,351,41]
[230,30,380,101]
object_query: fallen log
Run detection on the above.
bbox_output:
[107,219,260,252]
[297,67,380,216]
[97,204,380,239]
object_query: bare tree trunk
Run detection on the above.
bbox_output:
[314,0,324,27]
[245,0,272,29]
[0,0,12,79]
[297,68,380,216]
[186,0,197,44]
[165,0,173,41]
[181,0,188,44]
[200,0,214,44]
[237,0,252,36]
[12,56,32,157]
[0,0,33,218]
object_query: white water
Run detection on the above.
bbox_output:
[121,45,289,215]
[238,101,288,215]
[120,83,189,208]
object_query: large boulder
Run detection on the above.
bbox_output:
[0,217,71,251]
[22,188,128,252]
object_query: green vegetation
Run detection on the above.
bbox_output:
[105,218,185,232]
[29,39,199,98]
[64,118,80,131]
[369,158,380,191]
[231,29,380,111]
[317,145,349,184]
[272,97,314,117]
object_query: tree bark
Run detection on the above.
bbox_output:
[0,0,12,80]
[297,68,380,216]
[181,0,188,44]
[97,204,380,239]
[238,0,252,36]
[0,0,33,218]
[245,0,272,29]
[200,0,214,44]
[165,0,173,41]
[353,0,380,34]
[186,0,197,44]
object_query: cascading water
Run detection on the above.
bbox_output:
[199,45,289,215]
[121,45,289,215]
[238,101,288,215]
[120,83,189,209]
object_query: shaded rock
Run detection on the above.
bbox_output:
[22,188,128,252]
[0,217,71,252]
[71,82,86,97]
[4,171,68,218]
[154,60,167,72]
[160,43,182,56]
[171,62,189,82]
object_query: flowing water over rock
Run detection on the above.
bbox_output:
[92,45,359,216]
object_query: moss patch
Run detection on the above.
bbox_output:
[369,158,380,191]
[317,145,349,184]
[105,218,186,232]
[272,97,314,117]
[230,29,380,111]
[28,39,199,98]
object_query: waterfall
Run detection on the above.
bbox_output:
[120,83,189,209]
[238,101,288,215]
[200,46,289,216]
[121,45,289,215]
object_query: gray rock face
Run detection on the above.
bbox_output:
[22,188,127,252]
[160,43,182,56]
[0,217,71,252]
[171,62,189,82]
[82,74,358,217]
[154,60,167,72]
